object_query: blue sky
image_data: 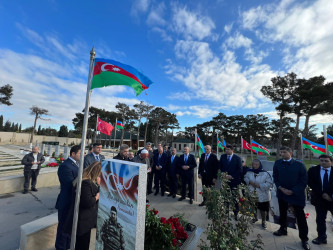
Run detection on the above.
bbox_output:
[0,0,332,131]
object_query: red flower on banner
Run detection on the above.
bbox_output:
[305,213,309,219]
[199,192,203,195]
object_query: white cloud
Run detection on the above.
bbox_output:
[151,27,172,42]
[131,0,150,16]
[171,6,216,41]
[225,32,252,49]
[224,23,233,34]
[146,2,166,26]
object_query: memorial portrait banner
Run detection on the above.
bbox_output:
[96,159,147,250]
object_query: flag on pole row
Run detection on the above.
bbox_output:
[217,135,224,149]
[223,138,227,148]
[97,117,114,136]
[116,120,124,130]
[196,134,205,156]
[251,140,270,155]
[242,138,262,155]
[91,58,153,96]
[328,134,333,154]
[302,137,326,154]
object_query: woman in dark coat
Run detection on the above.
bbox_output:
[74,161,101,250]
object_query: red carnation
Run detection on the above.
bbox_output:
[153,210,158,215]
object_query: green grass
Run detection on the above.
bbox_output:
[244,155,319,170]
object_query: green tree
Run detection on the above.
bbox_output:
[0,115,3,130]
[0,84,13,106]
[115,102,131,145]
[18,124,22,132]
[3,120,11,131]
[29,106,50,143]
[58,125,69,137]
[10,122,15,132]
[37,125,42,135]
[150,107,173,146]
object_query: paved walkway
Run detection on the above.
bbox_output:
[1,185,333,250]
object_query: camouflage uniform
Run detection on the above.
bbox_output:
[101,219,125,250]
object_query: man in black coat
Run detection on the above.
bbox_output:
[83,143,105,168]
[273,146,309,250]
[308,154,333,245]
[21,146,45,193]
[153,145,168,196]
[113,144,130,161]
[219,145,242,218]
[167,147,179,198]
[178,146,197,204]
[198,145,218,206]
[55,145,81,250]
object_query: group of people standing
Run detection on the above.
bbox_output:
[21,141,333,250]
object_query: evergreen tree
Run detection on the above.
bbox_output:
[58,125,69,137]
[18,124,22,132]
[11,122,15,132]
[14,123,19,132]
[37,125,42,135]
[0,115,3,130]
[3,120,11,131]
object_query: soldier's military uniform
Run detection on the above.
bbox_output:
[101,219,125,250]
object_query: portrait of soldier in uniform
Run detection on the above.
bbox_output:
[101,206,125,250]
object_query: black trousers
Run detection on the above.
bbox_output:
[55,208,71,250]
[315,202,333,240]
[181,173,194,199]
[75,230,91,250]
[147,172,153,193]
[24,169,40,191]
[168,173,178,195]
[154,170,166,194]
[278,199,308,241]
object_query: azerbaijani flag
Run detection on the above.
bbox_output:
[251,140,270,155]
[116,121,124,130]
[328,134,333,154]
[91,58,153,96]
[302,137,326,154]
[217,135,224,149]
[196,134,205,156]
[223,138,227,148]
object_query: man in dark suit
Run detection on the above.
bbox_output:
[153,145,168,196]
[308,154,333,245]
[199,145,218,206]
[164,145,171,157]
[220,145,242,218]
[273,146,309,250]
[83,142,105,168]
[55,145,81,250]
[113,144,130,161]
[178,146,197,204]
[21,146,45,194]
[167,147,179,198]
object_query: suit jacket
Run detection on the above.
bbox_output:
[55,158,79,210]
[153,152,168,174]
[219,154,242,188]
[84,153,105,168]
[167,155,180,176]
[199,153,218,180]
[21,152,45,171]
[308,165,333,207]
[178,154,197,176]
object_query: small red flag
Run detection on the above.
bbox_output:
[97,117,114,136]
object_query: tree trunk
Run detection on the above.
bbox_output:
[291,114,300,156]
[276,112,284,160]
[120,127,124,145]
[154,123,160,146]
[165,128,168,145]
[303,115,310,137]
[30,114,38,143]
[211,127,215,147]
[144,117,149,145]
[137,117,142,150]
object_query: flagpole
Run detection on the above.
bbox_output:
[217,133,219,159]
[324,125,329,154]
[113,118,117,149]
[96,114,99,143]
[194,128,198,202]
[241,136,243,161]
[299,132,304,162]
[70,47,95,250]
[250,136,253,161]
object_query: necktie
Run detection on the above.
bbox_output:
[95,155,99,161]
[171,156,174,163]
[185,155,188,163]
[227,155,231,163]
[205,155,208,163]
[323,169,330,194]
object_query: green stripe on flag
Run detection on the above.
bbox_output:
[303,144,325,154]
[116,125,124,130]
[329,145,333,153]
[251,146,270,155]
[91,71,144,95]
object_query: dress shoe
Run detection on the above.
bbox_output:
[189,199,193,204]
[154,191,159,196]
[146,199,149,204]
[161,193,164,197]
[22,190,28,194]
[262,222,267,229]
[167,193,172,197]
[234,215,238,221]
[199,201,205,206]
[147,191,153,195]
[172,194,176,198]
[251,218,258,223]
[312,237,327,245]
[31,188,38,192]
[301,241,310,250]
[178,197,185,201]
[273,228,287,236]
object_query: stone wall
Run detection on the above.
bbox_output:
[0,132,85,146]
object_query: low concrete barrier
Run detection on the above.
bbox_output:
[0,168,59,194]
[20,213,58,250]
